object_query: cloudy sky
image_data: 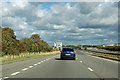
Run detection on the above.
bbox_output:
[1,1,119,46]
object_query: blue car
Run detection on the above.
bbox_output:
[60,48,76,60]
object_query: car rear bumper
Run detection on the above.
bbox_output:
[61,54,75,59]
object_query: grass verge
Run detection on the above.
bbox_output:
[1,51,60,64]
[92,54,120,61]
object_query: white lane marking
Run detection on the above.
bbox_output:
[46,59,48,60]
[43,60,46,61]
[76,58,78,60]
[0,78,2,80]
[11,72,20,76]
[88,67,94,72]
[34,64,37,66]
[80,61,83,63]
[4,77,9,79]
[29,66,33,68]
[38,62,41,64]
[22,68,28,71]
[87,55,118,63]
[41,61,44,62]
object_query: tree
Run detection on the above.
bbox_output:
[16,40,27,53]
[2,27,53,55]
[2,27,27,55]
[30,34,41,41]
[21,38,35,52]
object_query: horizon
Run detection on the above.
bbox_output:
[1,1,119,46]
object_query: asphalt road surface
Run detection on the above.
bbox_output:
[1,50,119,80]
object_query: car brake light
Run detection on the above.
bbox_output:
[61,51,63,53]
[73,51,75,53]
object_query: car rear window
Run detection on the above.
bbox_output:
[62,48,74,51]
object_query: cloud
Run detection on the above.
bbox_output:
[1,2,118,45]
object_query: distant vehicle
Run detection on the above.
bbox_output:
[79,47,82,50]
[60,48,76,60]
[54,42,62,50]
[84,47,87,50]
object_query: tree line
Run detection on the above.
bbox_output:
[97,46,120,51]
[0,27,53,56]
[63,44,120,51]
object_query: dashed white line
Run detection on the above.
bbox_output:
[46,59,48,60]
[4,77,9,79]
[76,58,78,60]
[9,57,54,77]
[29,66,33,68]
[22,68,28,71]
[88,67,94,72]
[38,62,41,64]
[80,61,83,63]
[7,57,54,78]
[34,64,37,66]
[11,72,20,76]
[41,61,44,62]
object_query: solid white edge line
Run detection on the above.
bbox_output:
[0,78,2,80]
[87,55,118,63]
[88,67,94,72]
[22,68,28,71]
[11,72,20,76]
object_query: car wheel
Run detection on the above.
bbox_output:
[73,58,76,60]
[61,57,63,60]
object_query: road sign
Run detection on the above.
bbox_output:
[54,42,62,50]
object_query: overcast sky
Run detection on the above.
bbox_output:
[1,1,119,46]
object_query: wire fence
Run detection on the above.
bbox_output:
[2,51,59,61]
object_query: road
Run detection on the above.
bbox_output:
[1,50,119,80]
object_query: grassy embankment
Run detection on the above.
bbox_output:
[1,51,60,63]
[85,48,120,61]
[92,53,120,61]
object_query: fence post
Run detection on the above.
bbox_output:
[14,55,15,59]
[28,53,29,56]
[19,55,21,58]
[13,55,14,59]
[6,56,8,60]
[11,55,12,60]
[9,55,10,60]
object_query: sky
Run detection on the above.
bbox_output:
[1,1,119,46]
